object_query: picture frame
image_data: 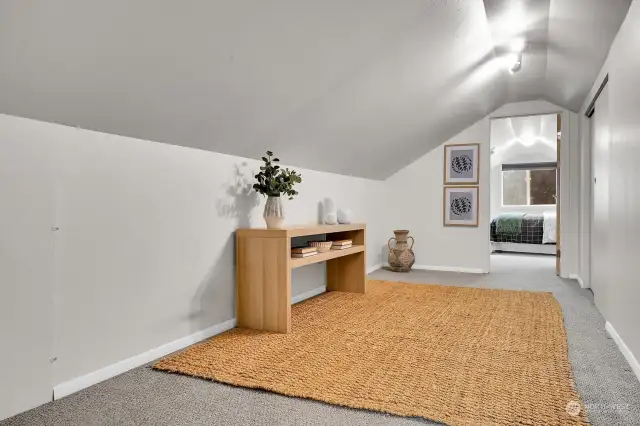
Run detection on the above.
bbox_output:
[444,143,480,185]
[443,186,479,227]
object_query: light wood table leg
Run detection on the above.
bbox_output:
[236,235,291,333]
[326,229,367,293]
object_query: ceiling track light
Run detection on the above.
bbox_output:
[504,38,525,74]
[509,52,522,74]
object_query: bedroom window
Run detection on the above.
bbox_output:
[502,162,557,206]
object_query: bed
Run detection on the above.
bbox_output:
[490,211,556,255]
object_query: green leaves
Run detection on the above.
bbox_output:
[253,150,302,199]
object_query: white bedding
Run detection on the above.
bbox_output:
[491,242,556,255]
[542,211,557,244]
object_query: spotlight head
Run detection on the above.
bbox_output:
[507,52,522,74]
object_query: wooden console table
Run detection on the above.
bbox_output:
[236,224,366,333]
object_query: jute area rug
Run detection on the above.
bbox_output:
[154,280,588,425]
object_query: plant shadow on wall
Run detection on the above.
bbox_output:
[189,233,236,335]
[216,162,260,228]
[192,154,300,333]
[190,163,260,335]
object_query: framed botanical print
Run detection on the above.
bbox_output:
[443,186,479,227]
[444,143,480,185]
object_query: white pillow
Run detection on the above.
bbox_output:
[542,211,557,244]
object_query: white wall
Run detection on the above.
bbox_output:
[578,0,640,378]
[0,113,389,412]
[0,117,56,420]
[385,100,579,276]
[489,100,564,118]
[490,115,558,219]
[385,118,490,273]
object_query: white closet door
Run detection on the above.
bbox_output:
[0,117,55,421]
[591,84,610,304]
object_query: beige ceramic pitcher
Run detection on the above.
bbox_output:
[388,230,415,272]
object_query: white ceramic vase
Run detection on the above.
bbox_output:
[264,196,285,229]
[324,198,338,225]
[337,208,352,224]
[325,212,338,225]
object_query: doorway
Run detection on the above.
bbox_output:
[488,113,561,275]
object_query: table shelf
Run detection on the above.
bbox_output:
[290,245,364,268]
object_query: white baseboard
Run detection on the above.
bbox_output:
[53,286,329,400]
[366,264,382,274]
[568,273,588,288]
[381,263,486,274]
[53,317,237,399]
[413,264,486,274]
[605,321,640,384]
[291,286,326,304]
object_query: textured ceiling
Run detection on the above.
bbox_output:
[545,0,632,110]
[0,0,631,178]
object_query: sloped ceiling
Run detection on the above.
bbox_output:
[545,0,632,110]
[0,0,631,179]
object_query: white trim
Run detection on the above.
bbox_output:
[489,110,565,120]
[568,273,588,289]
[53,318,237,399]
[366,264,382,274]
[53,285,330,400]
[413,264,486,274]
[291,286,326,304]
[383,263,486,274]
[605,321,640,384]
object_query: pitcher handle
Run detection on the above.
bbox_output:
[388,237,396,252]
[407,236,415,250]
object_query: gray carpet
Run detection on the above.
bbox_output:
[3,254,639,425]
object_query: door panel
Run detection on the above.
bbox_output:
[556,114,561,275]
[0,119,55,420]
[591,84,610,302]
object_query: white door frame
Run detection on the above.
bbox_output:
[488,109,576,278]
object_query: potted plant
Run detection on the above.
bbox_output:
[253,151,302,229]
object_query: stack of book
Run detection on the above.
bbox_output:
[291,246,318,258]
[331,239,353,250]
